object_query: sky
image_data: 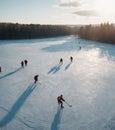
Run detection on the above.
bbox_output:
[0,0,115,25]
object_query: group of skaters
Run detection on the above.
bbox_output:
[21,60,28,67]
[33,57,73,85]
[59,56,73,65]
[1,57,72,108]
[0,60,28,72]
[33,57,73,108]
[0,60,28,73]
[58,57,73,108]
[21,60,39,84]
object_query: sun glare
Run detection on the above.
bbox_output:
[94,0,115,16]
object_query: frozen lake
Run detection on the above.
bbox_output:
[0,36,115,130]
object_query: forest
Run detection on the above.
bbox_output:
[0,23,76,39]
[78,23,115,44]
[0,22,115,44]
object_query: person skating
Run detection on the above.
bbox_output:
[57,95,65,108]
[70,56,73,62]
[21,61,24,68]
[24,60,28,66]
[59,58,63,64]
[34,75,39,84]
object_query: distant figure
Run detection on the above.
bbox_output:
[34,75,39,84]
[70,56,73,62]
[79,46,81,50]
[21,61,24,68]
[59,58,63,64]
[57,95,65,108]
[0,66,1,73]
[24,60,28,66]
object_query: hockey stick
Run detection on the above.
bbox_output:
[64,101,72,107]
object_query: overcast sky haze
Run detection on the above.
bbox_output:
[0,0,115,25]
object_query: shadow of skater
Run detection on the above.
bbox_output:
[48,65,58,74]
[51,106,63,130]
[65,62,72,71]
[0,83,37,127]
[0,67,22,79]
[48,64,62,74]
[53,64,62,74]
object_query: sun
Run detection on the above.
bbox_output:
[94,0,115,16]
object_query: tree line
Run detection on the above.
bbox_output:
[78,23,115,44]
[0,23,75,39]
[1,22,114,44]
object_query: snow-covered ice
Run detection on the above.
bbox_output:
[0,36,115,130]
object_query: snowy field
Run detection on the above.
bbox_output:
[0,36,115,130]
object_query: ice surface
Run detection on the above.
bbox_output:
[0,36,115,130]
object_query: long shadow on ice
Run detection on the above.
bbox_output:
[48,64,62,74]
[42,36,115,59]
[42,38,78,52]
[0,83,37,127]
[65,62,72,71]
[0,67,22,79]
[0,106,40,130]
[48,65,58,74]
[51,106,63,130]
